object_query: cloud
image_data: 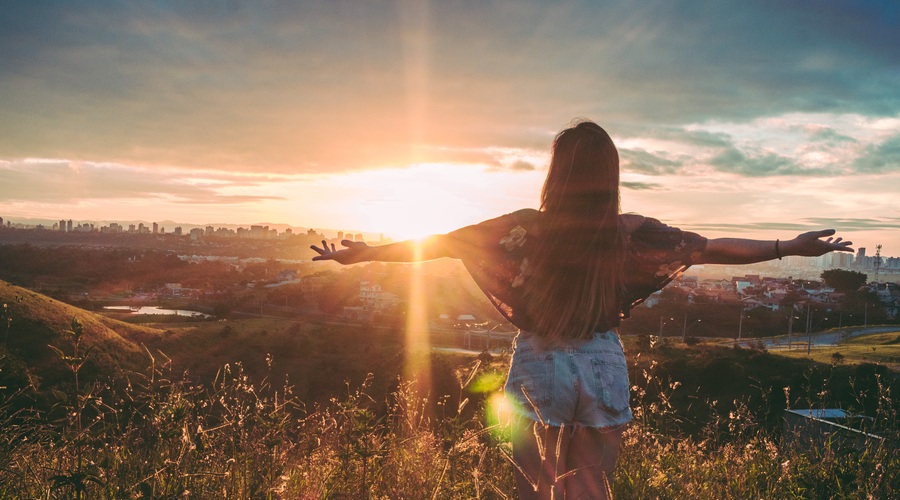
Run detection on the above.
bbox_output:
[509,160,536,171]
[686,217,900,235]
[1,1,898,176]
[0,160,288,205]
[853,134,900,173]
[621,181,662,190]
[708,147,813,177]
[803,217,900,232]
[807,126,858,145]
[619,148,683,175]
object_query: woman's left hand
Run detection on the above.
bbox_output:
[787,229,853,257]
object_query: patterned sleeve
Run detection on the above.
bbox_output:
[441,213,517,261]
[439,210,538,327]
[624,216,707,309]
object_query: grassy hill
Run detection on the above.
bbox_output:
[0,279,159,389]
[1,280,898,497]
[775,329,900,371]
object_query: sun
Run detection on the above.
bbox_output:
[352,164,494,240]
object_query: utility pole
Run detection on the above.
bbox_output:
[787,312,794,350]
[806,302,812,355]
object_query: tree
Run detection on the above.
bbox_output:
[820,269,867,293]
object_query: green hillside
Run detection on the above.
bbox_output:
[0,280,160,388]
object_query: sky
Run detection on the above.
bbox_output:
[1,0,899,252]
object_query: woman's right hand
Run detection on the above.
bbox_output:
[310,239,371,265]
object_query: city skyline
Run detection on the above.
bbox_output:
[1,2,898,246]
[2,213,898,273]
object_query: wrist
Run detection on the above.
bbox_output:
[778,238,797,258]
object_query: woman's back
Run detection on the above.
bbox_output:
[441,208,707,338]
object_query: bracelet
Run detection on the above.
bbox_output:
[775,239,782,260]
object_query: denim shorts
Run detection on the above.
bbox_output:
[504,330,633,428]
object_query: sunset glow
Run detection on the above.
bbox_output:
[0,1,898,250]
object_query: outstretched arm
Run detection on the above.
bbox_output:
[310,235,454,265]
[697,229,853,265]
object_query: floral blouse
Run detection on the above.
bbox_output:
[442,208,707,331]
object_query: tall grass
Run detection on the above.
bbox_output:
[0,330,897,499]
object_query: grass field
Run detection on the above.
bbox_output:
[774,330,900,371]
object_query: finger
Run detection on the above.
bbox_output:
[310,244,324,255]
[808,229,836,239]
[330,243,336,252]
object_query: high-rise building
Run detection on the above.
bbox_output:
[66,220,73,232]
[152,222,158,234]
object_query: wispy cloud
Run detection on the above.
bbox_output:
[0,160,291,205]
[621,181,662,191]
[685,217,900,235]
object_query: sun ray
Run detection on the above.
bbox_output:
[403,240,432,400]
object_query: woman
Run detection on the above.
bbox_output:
[311,120,852,499]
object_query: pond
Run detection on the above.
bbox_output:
[103,306,212,319]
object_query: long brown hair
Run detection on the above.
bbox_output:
[522,120,625,339]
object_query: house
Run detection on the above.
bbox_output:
[359,281,399,313]
[276,269,298,281]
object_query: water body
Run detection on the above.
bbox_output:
[103,306,211,318]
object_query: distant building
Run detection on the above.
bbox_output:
[250,225,269,239]
[359,281,399,313]
[152,222,158,234]
[163,283,184,297]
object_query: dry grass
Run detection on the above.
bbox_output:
[2,341,897,499]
